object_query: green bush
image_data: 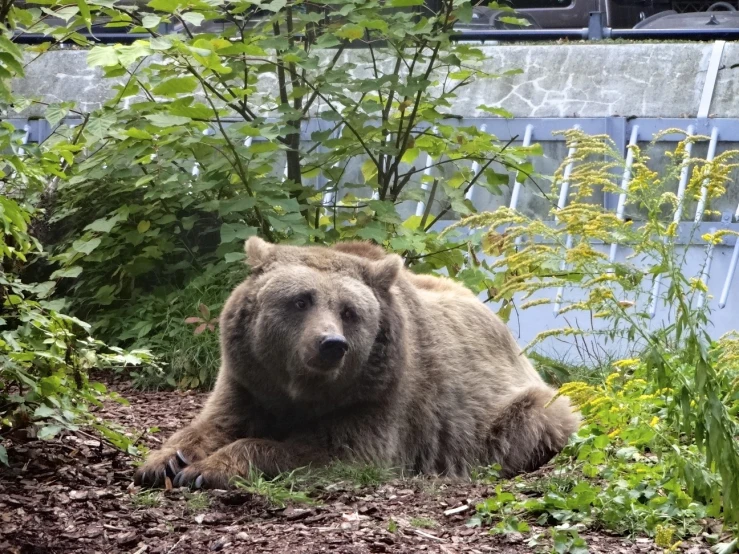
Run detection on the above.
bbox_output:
[0,156,159,463]
[100,264,244,389]
[446,130,739,537]
[0,24,158,463]
[22,0,536,386]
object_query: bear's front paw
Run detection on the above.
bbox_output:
[171,456,237,490]
[133,448,201,488]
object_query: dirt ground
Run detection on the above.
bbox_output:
[0,378,713,554]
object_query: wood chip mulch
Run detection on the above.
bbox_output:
[0,377,711,553]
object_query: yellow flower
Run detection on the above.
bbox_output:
[584,396,611,409]
[701,232,723,245]
[608,428,621,438]
[613,359,640,370]
[649,416,659,427]
[689,277,708,293]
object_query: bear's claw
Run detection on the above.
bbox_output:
[134,449,195,488]
[171,462,232,490]
[166,450,190,476]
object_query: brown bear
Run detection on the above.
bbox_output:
[133,237,580,489]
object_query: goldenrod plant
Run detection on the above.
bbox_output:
[444,130,739,541]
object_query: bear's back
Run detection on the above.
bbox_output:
[331,241,477,298]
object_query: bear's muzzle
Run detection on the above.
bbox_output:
[317,334,349,367]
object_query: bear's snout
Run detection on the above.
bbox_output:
[317,334,349,366]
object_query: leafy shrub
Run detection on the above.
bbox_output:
[24,0,537,388]
[101,265,244,389]
[0,25,159,463]
[470,352,738,546]
[448,130,739,537]
[0,177,161,462]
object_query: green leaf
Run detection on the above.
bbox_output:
[52,5,79,22]
[0,52,24,76]
[95,284,116,305]
[149,36,173,51]
[477,105,513,119]
[31,281,56,299]
[72,237,101,255]
[220,224,257,244]
[218,196,256,216]
[0,444,7,466]
[389,0,424,6]
[360,158,378,183]
[137,220,151,233]
[356,225,388,243]
[85,113,117,143]
[224,252,246,263]
[0,34,23,61]
[124,128,153,140]
[249,141,278,154]
[45,104,70,127]
[363,19,388,32]
[85,215,123,233]
[169,103,213,120]
[34,405,56,418]
[77,0,91,29]
[152,76,198,96]
[262,0,286,11]
[37,425,64,440]
[87,46,119,68]
[116,43,152,67]
[498,16,531,27]
[448,70,472,81]
[401,148,420,164]
[51,266,83,279]
[336,24,364,41]
[315,34,341,49]
[144,114,191,127]
[181,11,205,26]
[142,14,161,29]
[147,0,183,12]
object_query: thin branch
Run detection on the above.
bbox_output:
[301,44,347,116]
[196,72,275,241]
[419,178,439,230]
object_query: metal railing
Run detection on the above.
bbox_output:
[11,10,739,44]
[11,114,739,339]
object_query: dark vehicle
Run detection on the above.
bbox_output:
[12,0,739,42]
[453,0,739,31]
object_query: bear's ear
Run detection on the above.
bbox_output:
[367,254,403,291]
[244,236,274,267]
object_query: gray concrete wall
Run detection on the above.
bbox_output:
[460,42,737,118]
[12,42,739,119]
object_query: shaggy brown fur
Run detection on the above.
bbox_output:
[134,238,580,490]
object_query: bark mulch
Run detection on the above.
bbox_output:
[0,377,712,554]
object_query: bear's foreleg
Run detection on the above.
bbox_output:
[133,422,232,488]
[171,438,331,489]
[485,387,581,477]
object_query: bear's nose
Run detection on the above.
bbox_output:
[318,335,349,364]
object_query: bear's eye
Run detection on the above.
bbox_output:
[341,307,357,321]
[294,298,309,310]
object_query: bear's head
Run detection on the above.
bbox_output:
[221,237,405,404]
